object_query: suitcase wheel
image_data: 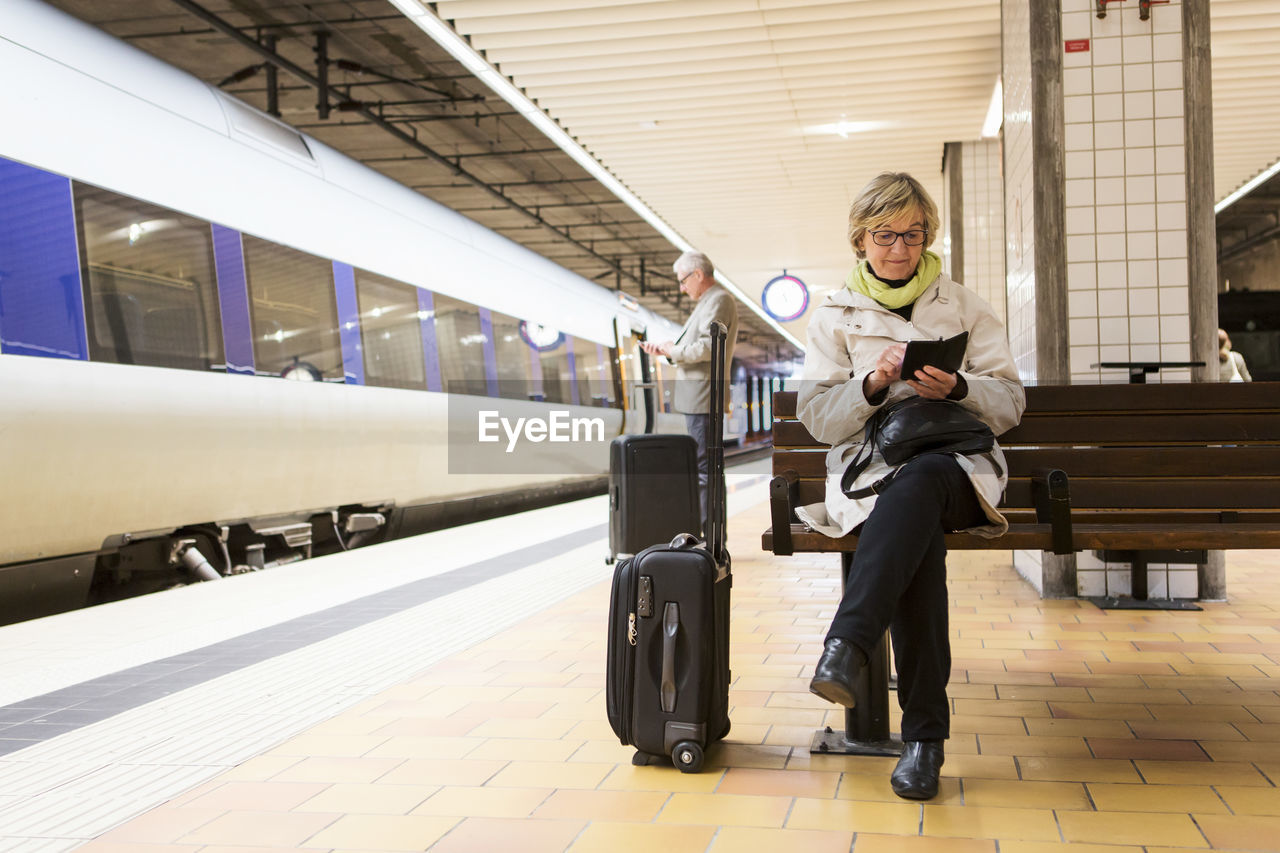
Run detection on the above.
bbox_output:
[672,740,704,773]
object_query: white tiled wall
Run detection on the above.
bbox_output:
[1006,0,1197,600]
[1060,0,1192,387]
[963,140,1007,324]
[1001,0,1038,383]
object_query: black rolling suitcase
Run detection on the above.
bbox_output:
[605,322,731,773]
[607,434,700,563]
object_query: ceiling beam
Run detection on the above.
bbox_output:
[165,0,673,303]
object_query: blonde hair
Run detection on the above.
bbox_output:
[847,172,940,259]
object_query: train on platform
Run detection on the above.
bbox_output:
[0,0,773,624]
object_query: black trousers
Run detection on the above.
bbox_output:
[825,453,986,742]
[685,413,712,537]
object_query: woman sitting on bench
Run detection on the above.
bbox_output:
[797,172,1025,800]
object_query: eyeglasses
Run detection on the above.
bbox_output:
[868,229,927,247]
[678,272,697,286]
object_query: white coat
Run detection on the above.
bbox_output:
[794,274,1025,538]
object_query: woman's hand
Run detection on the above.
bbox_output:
[863,342,906,398]
[906,365,958,399]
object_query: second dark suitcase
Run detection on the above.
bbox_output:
[607,434,700,563]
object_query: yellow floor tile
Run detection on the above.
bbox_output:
[176,810,342,847]
[1195,812,1280,849]
[1135,759,1270,786]
[429,816,585,853]
[656,792,792,827]
[598,765,725,793]
[411,786,553,818]
[921,804,1060,842]
[484,760,615,790]
[717,766,840,798]
[270,756,406,784]
[462,737,581,762]
[1056,810,1208,847]
[376,757,508,786]
[1015,756,1143,783]
[567,821,716,853]
[975,734,1091,757]
[465,716,578,739]
[854,834,995,852]
[1216,784,1280,816]
[305,814,458,850]
[711,826,852,853]
[785,797,921,834]
[1086,782,1228,813]
[1021,718,1131,738]
[999,843,1143,853]
[363,735,481,760]
[295,782,439,815]
[960,779,1091,810]
[178,781,329,812]
[532,789,669,822]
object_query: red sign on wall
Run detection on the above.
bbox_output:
[1065,39,1091,53]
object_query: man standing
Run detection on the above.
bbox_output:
[640,251,739,537]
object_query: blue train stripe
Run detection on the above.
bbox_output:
[210,225,255,375]
[331,262,364,385]
[417,289,443,393]
[0,157,88,360]
[478,307,499,398]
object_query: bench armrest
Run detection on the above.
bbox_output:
[769,470,799,556]
[1031,468,1073,555]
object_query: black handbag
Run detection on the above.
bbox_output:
[840,396,994,499]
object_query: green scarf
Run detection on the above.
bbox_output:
[846,250,941,309]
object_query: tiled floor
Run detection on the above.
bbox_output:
[75,498,1280,852]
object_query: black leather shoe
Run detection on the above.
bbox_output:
[808,638,864,707]
[890,741,945,800]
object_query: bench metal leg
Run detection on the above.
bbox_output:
[811,553,902,757]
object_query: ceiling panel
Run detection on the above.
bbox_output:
[33,0,1280,367]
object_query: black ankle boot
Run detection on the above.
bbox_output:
[890,740,944,800]
[808,638,865,707]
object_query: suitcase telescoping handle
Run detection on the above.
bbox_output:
[706,321,727,563]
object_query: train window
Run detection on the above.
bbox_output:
[73,184,223,371]
[489,311,534,399]
[535,338,571,404]
[433,293,488,397]
[242,235,342,380]
[354,270,426,390]
[572,337,615,407]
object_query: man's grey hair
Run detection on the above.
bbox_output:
[673,250,715,279]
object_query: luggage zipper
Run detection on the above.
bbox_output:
[620,563,638,742]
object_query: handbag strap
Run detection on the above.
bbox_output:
[839,405,885,498]
[843,469,898,500]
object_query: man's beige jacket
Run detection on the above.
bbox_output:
[666,283,739,415]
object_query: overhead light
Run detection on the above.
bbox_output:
[385,0,427,18]
[1216,155,1280,215]
[981,77,1003,138]
[803,119,890,139]
[390,5,804,351]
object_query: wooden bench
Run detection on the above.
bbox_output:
[763,382,1280,756]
